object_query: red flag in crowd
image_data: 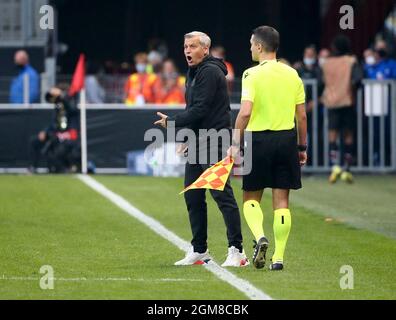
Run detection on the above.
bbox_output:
[69,54,85,96]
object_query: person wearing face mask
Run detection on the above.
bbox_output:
[363,42,396,167]
[296,45,321,107]
[149,59,186,105]
[296,45,321,166]
[302,46,318,70]
[124,52,158,106]
[363,48,378,78]
[318,48,330,68]
[9,50,40,104]
[363,45,396,80]
[364,49,376,65]
[371,41,396,80]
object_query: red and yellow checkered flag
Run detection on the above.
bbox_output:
[180,156,234,194]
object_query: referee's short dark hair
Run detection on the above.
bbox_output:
[252,26,280,53]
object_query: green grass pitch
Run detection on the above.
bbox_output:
[0,174,395,299]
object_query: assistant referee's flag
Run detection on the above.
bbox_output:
[180,156,234,194]
[69,54,85,96]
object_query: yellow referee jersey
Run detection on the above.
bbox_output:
[241,60,305,131]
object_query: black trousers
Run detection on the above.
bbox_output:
[29,136,80,173]
[184,162,243,253]
[29,136,46,169]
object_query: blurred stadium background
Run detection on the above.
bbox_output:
[0,0,395,300]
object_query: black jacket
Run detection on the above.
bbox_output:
[169,55,231,132]
[46,95,79,135]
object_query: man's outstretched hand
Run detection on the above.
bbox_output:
[154,112,169,128]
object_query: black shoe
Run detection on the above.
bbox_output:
[252,237,269,269]
[269,262,284,271]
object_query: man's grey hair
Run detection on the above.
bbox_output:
[184,31,211,48]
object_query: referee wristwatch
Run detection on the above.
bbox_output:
[297,144,308,152]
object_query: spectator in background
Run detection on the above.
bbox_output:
[297,45,321,113]
[211,46,235,93]
[296,45,321,165]
[362,43,396,166]
[362,46,395,79]
[10,50,40,104]
[318,48,331,68]
[149,59,186,105]
[321,35,363,184]
[85,61,105,104]
[147,38,169,63]
[124,52,157,106]
[363,40,396,79]
[371,40,396,79]
[147,50,164,74]
[363,48,376,69]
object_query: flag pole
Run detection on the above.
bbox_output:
[80,88,88,174]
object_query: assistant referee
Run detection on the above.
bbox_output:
[228,26,307,270]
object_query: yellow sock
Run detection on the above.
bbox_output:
[272,208,291,264]
[243,200,265,242]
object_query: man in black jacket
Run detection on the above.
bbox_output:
[155,31,247,267]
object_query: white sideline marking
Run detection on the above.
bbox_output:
[77,174,272,300]
[0,275,203,283]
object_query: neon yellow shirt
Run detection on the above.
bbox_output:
[241,60,305,131]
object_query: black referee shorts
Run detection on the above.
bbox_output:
[242,129,302,191]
